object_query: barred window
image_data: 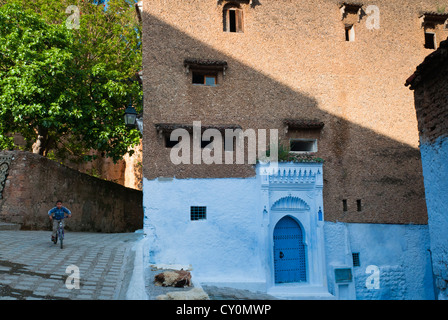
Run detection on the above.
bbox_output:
[352,252,360,267]
[191,206,207,221]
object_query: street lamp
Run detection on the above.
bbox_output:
[124,103,138,128]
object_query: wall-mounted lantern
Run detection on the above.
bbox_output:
[124,103,138,128]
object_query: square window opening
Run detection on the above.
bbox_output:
[191,206,206,221]
[424,32,436,49]
[192,72,204,84]
[290,139,317,153]
[192,72,217,86]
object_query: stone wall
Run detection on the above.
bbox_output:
[12,133,143,191]
[0,150,143,233]
[69,141,143,191]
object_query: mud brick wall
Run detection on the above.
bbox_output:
[411,56,448,144]
[0,150,143,232]
[141,0,434,224]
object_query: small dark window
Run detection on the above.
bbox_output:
[342,199,348,212]
[191,206,206,221]
[224,7,243,33]
[290,139,317,152]
[165,135,214,149]
[192,72,217,86]
[424,32,436,49]
[229,10,237,32]
[356,199,362,212]
[345,24,354,41]
[352,252,360,267]
[192,72,204,84]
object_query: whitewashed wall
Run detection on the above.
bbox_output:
[143,164,435,299]
[143,176,266,289]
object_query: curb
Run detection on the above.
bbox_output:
[0,223,20,231]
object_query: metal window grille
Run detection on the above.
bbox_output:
[191,206,206,221]
[352,252,360,267]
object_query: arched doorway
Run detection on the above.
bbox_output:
[273,216,307,283]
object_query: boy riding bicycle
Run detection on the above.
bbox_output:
[48,200,71,242]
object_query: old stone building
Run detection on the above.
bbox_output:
[406,38,448,300]
[140,0,444,299]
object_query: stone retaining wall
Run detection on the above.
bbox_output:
[0,150,143,233]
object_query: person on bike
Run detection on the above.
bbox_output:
[48,200,71,242]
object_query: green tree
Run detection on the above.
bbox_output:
[0,0,142,163]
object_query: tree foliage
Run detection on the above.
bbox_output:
[0,0,142,163]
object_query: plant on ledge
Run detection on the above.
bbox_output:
[260,140,324,163]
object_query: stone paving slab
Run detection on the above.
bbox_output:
[0,230,142,300]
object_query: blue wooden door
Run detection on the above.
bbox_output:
[273,216,306,283]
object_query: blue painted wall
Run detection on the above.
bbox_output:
[143,173,435,299]
[324,222,434,300]
[420,136,448,300]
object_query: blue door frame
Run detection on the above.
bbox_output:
[273,216,307,283]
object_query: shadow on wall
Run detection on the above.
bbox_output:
[0,150,143,232]
[141,8,427,225]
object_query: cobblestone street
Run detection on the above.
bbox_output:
[0,229,283,301]
[0,230,142,300]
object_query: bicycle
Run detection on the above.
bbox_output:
[53,217,67,249]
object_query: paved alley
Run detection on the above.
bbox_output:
[0,230,142,300]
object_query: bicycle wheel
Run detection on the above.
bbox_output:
[58,228,64,249]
